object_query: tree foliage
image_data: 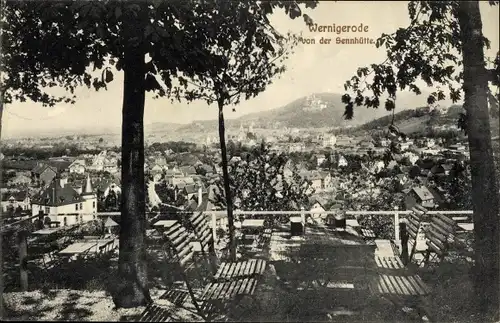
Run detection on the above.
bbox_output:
[0,1,82,111]
[341,1,499,129]
[4,1,314,106]
[209,146,313,216]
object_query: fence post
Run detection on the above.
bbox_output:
[300,207,306,234]
[17,230,28,291]
[394,206,400,241]
[211,212,217,242]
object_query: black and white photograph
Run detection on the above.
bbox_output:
[0,0,499,322]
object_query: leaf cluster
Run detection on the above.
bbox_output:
[341,1,498,129]
[209,145,313,216]
[2,1,318,108]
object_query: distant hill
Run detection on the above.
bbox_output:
[145,122,185,133]
[354,104,499,136]
[164,92,441,133]
[234,93,385,128]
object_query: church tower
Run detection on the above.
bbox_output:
[81,174,97,219]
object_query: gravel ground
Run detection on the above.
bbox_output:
[3,288,201,321]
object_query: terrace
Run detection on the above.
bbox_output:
[1,209,477,322]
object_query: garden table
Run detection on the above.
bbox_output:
[270,222,376,290]
[457,223,473,232]
[241,219,267,242]
[32,227,64,236]
[153,220,178,229]
[59,241,98,257]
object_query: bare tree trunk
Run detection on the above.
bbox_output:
[457,1,500,320]
[217,100,236,261]
[112,39,151,308]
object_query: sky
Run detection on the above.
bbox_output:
[3,1,499,138]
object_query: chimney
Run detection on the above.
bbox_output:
[174,189,178,201]
[198,185,203,206]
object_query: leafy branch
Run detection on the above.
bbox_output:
[341,1,499,127]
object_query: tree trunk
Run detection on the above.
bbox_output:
[457,1,500,320]
[0,99,3,142]
[0,97,5,319]
[112,41,151,308]
[217,100,236,261]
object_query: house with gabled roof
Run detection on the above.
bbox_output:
[182,184,198,200]
[318,171,333,191]
[103,158,118,174]
[93,178,121,200]
[309,196,328,220]
[306,171,323,192]
[411,186,436,208]
[1,191,31,212]
[68,159,86,174]
[31,163,57,185]
[31,174,97,226]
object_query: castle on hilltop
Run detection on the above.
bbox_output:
[303,94,328,112]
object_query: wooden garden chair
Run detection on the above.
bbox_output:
[136,303,173,322]
[368,208,455,322]
[375,205,428,270]
[185,212,268,281]
[418,213,473,267]
[161,221,263,321]
[369,272,433,321]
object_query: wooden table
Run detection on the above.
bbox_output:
[241,219,266,228]
[83,239,116,252]
[270,222,376,289]
[32,227,64,236]
[59,242,97,256]
[241,219,266,242]
[457,223,473,232]
[153,220,178,229]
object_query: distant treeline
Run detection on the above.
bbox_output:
[148,141,198,154]
[1,144,121,160]
[358,107,431,131]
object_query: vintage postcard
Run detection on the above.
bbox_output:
[0,1,499,322]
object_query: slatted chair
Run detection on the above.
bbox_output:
[419,213,468,267]
[256,228,272,251]
[28,243,62,272]
[186,211,268,281]
[369,206,434,321]
[162,221,262,321]
[369,273,433,321]
[375,205,428,270]
[360,227,377,241]
[138,304,173,322]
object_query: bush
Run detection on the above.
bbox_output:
[80,220,104,236]
[358,215,394,240]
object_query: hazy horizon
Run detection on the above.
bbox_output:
[3,1,499,139]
